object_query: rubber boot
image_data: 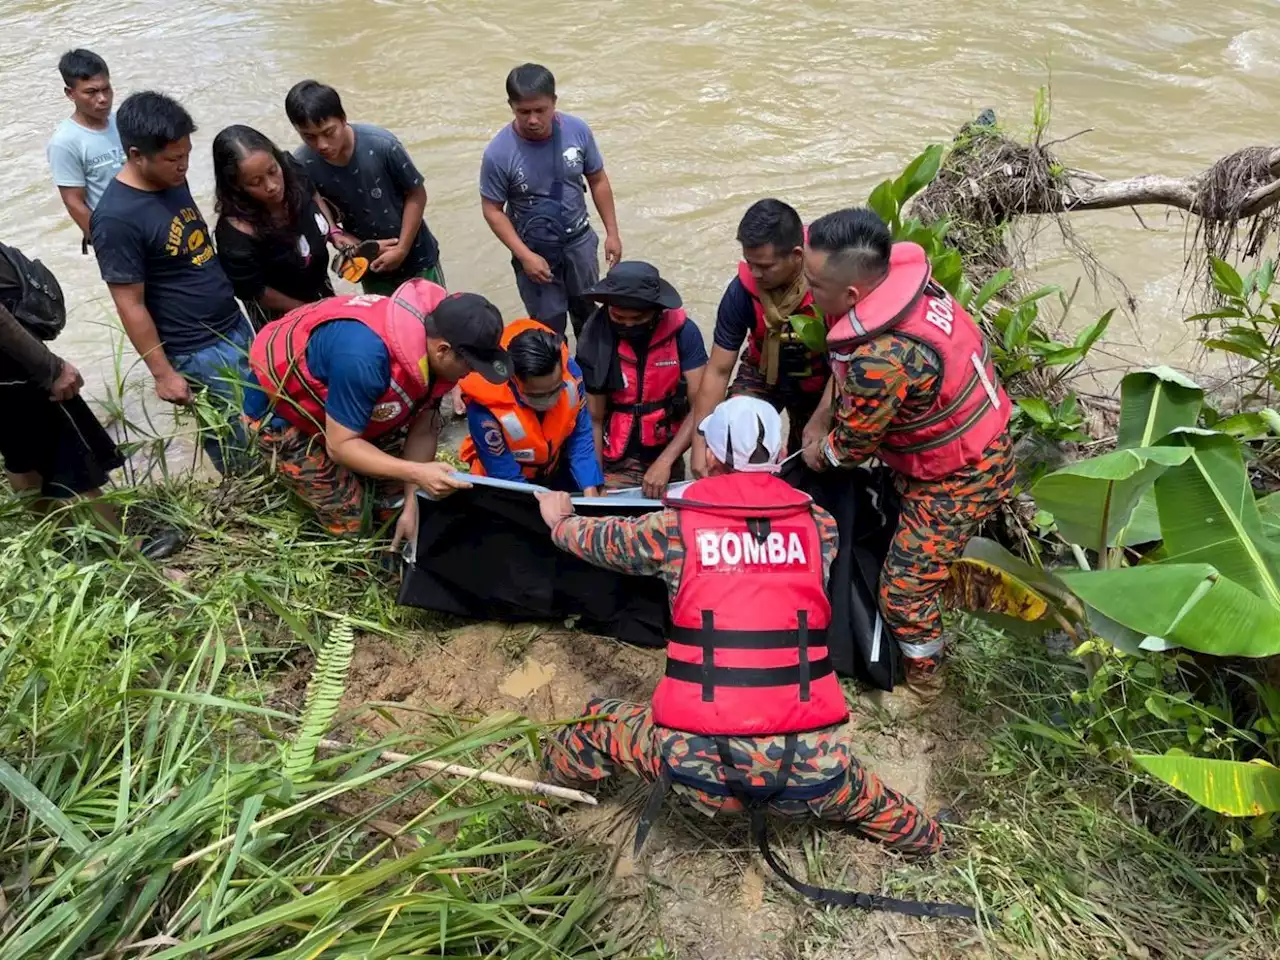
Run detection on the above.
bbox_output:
[868,651,946,719]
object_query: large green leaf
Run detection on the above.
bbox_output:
[1062,563,1280,657]
[1259,490,1280,540]
[1117,489,1162,547]
[1033,446,1192,553]
[1155,429,1280,607]
[893,143,945,205]
[1116,367,1203,450]
[1133,755,1280,816]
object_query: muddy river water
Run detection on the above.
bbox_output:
[3,0,1280,419]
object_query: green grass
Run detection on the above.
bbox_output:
[0,478,637,959]
[914,623,1278,958]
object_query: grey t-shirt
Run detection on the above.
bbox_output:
[479,113,603,237]
[46,113,126,210]
[295,123,439,283]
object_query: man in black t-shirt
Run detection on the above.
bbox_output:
[286,80,442,296]
[91,91,253,474]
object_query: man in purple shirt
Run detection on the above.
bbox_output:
[479,63,622,339]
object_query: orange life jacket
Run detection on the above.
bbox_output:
[825,243,1010,481]
[603,308,688,463]
[248,280,448,438]
[459,318,582,480]
[653,473,848,737]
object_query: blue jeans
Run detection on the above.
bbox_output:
[170,317,255,475]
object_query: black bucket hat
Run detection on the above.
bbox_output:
[584,261,682,311]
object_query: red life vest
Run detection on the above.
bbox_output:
[825,243,1010,481]
[737,262,829,395]
[458,318,582,481]
[602,309,689,463]
[653,473,849,737]
[248,279,449,438]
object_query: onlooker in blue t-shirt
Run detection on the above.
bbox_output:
[91,91,253,474]
[286,80,441,296]
[46,49,125,244]
[480,63,623,339]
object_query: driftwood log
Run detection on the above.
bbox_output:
[1052,147,1280,219]
[912,111,1280,289]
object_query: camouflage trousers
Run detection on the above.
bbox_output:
[882,432,1015,672]
[728,360,824,456]
[546,697,942,856]
[602,454,687,490]
[246,417,408,536]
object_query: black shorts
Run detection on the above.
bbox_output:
[0,377,124,498]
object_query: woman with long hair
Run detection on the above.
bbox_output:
[213,125,343,326]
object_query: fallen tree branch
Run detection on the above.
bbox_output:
[1056,148,1280,217]
[172,740,597,871]
[316,738,598,806]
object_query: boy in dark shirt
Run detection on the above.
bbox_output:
[286,80,441,296]
[91,91,253,474]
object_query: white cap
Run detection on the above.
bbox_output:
[698,396,785,472]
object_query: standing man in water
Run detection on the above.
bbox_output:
[91,91,254,475]
[690,199,829,475]
[801,208,1014,709]
[46,49,125,247]
[286,80,443,296]
[480,63,622,339]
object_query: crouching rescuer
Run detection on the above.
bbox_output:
[802,208,1015,708]
[535,397,975,919]
[245,281,511,542]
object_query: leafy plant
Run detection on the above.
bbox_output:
[951,363,1280,819]
[1189,257,1280,407]
[282,619,356,784]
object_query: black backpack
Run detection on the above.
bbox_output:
[0,242,66,341]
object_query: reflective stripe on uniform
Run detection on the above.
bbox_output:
[899,636,945,659]
[500,412,527,442]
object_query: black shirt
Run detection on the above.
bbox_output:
[91,179,243,354]
[295,123,440,285]
[215,193,334,326]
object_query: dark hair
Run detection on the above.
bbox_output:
[508,328,563,379]
[506,63,556,103]
[59,49,109,87]
[285,80,345,127]
[736,199,804,252]
[806,208,892,284]
[724,416,772,467]
[213,125,311,246]
[116,91,196,158]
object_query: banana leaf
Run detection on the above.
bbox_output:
[1117,489,1162,547]
[945,538,1092,639]
[1258,490,1280,540]
[1032,446,1192,554]
[1155,429,1280,608]
[1062,563,1280,658]
[1132,754,1280,816]
[1116,367,1203,450]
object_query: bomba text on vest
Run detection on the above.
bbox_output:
[696,530,808,568]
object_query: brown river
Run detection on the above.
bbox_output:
[3,0,1280,427]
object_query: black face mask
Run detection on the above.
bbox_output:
[611,320,656,342]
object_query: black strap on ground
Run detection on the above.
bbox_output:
[749,808,979,922]
[632,766,672,857]
[636,738,981,924]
